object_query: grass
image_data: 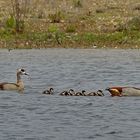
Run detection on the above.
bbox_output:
[0,29,139,49]
[0,0,140,49]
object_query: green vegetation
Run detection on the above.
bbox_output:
[0,0,140,49]
[1,29,139,49]
[65,24,76,33]
[73,0,83,8]
[48,11,65,23]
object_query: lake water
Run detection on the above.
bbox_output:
[0,49,140,140]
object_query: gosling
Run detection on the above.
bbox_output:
[42,88,54,95]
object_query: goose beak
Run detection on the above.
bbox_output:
[24,72,31,80]
[105,87,110,91]
[22,72,29,76]
[25,72,29,76]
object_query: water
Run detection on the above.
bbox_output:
[0,49,140,140]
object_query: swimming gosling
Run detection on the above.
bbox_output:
[96,90,104,96]
[59,89,75,96]
[0,68,29,91]
[86,90,104,96]
[75,90,86,96]
[42,88,54,95]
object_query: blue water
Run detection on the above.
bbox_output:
[0,49,140,140]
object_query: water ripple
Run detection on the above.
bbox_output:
[0,49,140,139]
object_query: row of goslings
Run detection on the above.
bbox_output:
[42,88,104,96]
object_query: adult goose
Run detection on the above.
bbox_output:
[106,87,140,96]
[0,68,29,91]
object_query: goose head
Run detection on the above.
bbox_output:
[17,68,29,76]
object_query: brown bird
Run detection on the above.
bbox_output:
[75,90,86,96]
[59,89,75,96]
[86,90,104,96]
[86,91,97,96]
[0,68,29,91]
[96,90,104,96]
[42,88,54,95]
[106,86,140,96]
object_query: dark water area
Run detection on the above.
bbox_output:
[0,49,140,140]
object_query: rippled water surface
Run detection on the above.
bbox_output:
[0,49,140,140]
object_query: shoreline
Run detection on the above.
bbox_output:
[0,31,140,49]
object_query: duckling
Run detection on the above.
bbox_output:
[67,89,75,96]
[59,89,75,96]
[96,90,104,96]
[86,91,97,96]
[87,90,104,96]
[75,90,86,96]
[59,90,69,96]
[0,68,29,91]
[42,88,54,95]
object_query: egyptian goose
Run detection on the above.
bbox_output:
[96,90,104,96]
[75,90,86,96]
[59,89,75,96]
[68,89,75,96]
[86,91,96,96]
[0,68,29,91]
[86,90,104,96]
[42,88,54,95]
[106,87,140,96]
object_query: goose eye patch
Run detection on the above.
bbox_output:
[21,69,25,72]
